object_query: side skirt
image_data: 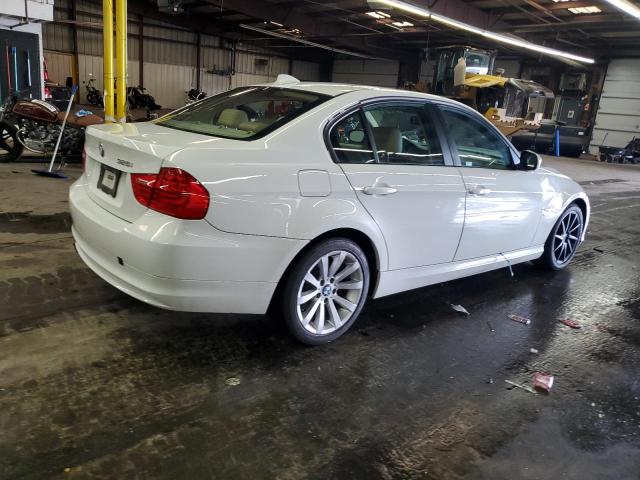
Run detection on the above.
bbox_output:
[373,246,544,299]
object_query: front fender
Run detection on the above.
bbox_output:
[533,174,590,245]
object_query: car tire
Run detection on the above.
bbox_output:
[537,204,584,270]
[281,238,370,345]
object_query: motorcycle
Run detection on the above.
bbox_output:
[185,88,207,105]
[84,77,104,108]
[0,90,103,162]
[127,85,161,111]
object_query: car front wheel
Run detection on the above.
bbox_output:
[539,204,584,270]
[282,238,369,345]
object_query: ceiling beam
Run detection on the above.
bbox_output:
[202,0,415,61]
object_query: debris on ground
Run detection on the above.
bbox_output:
[559,318,582,329]
[505,379,536,394]
[451,304,470,316]
[530,348,539,354]
[486,321,495,333]
[508,314,531,325]
[225,377,241,386]
[593,247,605,253]
[532,372,554,392]
[487,377,494,384]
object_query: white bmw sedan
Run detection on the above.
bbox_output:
[70,75,589,344]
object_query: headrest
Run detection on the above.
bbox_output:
[218,108,249,128]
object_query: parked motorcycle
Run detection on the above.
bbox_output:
[84,77,103,107]
[185,88,207,104]
[127,85,161,111]
[0,90,102,162]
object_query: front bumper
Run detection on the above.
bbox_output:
[69,179,306,314]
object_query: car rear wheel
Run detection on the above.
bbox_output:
[538,204,584,270]
[281,238,369,345]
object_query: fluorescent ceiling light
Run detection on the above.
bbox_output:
[601,0,640,20]
[392,21,414,27]
[366,11,391,19]
[568,6,601,13]
[373,0,595,63]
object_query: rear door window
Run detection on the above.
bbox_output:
[328,111,376,164]
[363,104,445,165]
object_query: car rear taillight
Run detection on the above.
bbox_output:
[131,167,209,220]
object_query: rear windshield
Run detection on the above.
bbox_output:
[155,86,330,140]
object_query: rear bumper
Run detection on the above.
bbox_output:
[69,178,306,313]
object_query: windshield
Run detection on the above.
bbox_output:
[464,51,492,75]
[155,86,330,140]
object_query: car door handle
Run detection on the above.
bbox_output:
[468,185,492,195]
[362,185,398,196]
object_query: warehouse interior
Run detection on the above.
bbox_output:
[1,0,640,478]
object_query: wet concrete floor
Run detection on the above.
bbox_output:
[1,157,639,479]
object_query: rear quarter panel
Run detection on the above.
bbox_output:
[161,96,390,271]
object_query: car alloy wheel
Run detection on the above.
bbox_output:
[296,250,364,335]
[538,204,584,270]
[281,238,370,345]
[552,209,582,266]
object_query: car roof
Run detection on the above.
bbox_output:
[254,76,458,105]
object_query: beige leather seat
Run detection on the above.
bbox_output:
[372,127,402,154]
[217,108,249,128]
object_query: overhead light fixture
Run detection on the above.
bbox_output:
[269,20,284,27]
[239,23,385,60]
[373,0,595,63]
[601,0,640,20]
[392,20,414,27]
[568,6,601,13]
[366,11,391,19]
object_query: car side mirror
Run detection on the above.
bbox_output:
[520,150,542,171]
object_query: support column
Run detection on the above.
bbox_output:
[115,0,127,123]
[103,0,114,122]
[196,32,201,91]
[138,14,143,89]
[71,0,80,102]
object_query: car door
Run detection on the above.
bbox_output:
[328,101,467,270]
[436,105,544,261]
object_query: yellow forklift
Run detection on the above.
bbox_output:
[432,46,554,137]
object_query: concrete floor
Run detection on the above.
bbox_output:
[1,157,639,479]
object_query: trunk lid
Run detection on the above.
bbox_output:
[83,122,209,222]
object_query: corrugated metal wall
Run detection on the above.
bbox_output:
[332,59,399,87]
[291,60,321,81]
[494,58,521,78]
[42,0,322,108]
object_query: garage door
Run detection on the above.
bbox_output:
[332,59,399,87]
[589,59,640,154]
